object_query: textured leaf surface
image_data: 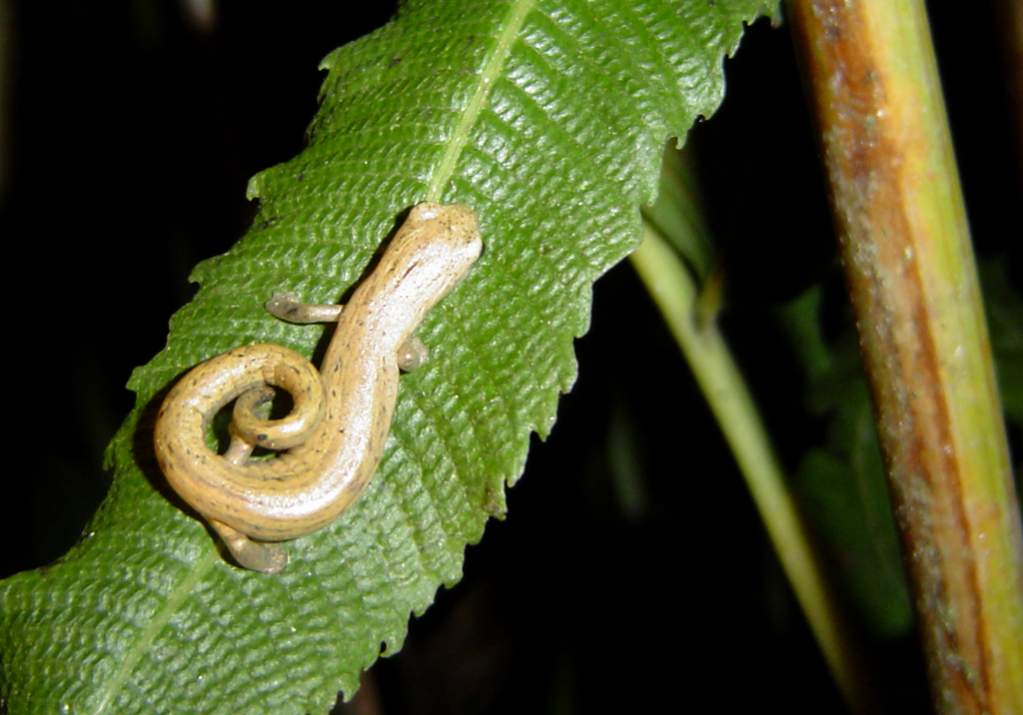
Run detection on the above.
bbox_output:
[0,1,774,712]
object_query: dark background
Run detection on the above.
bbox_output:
[0,2,1018,713]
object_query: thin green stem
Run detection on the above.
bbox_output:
[630,225,872,714]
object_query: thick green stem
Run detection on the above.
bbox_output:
[788,2,1023,712]
[630,227,872,714]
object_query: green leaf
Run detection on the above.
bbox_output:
[796,401,914,639]
[982,258,1023,429]
[0,1,776,712]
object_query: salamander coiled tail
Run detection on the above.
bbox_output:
[153,203,483,574]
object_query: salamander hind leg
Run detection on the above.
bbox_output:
[210,519,289,574]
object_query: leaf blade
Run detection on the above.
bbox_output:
[0,2,776,712]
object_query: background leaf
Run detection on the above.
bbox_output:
[780,287,914,639]
[983,258,1023,433]
[780,264,1023,641]
[0,1,776,712]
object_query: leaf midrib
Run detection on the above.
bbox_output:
[93,551,217,714]
[425,0,536,201]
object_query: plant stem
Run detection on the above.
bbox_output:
[630,227,872,714]
[788,2,1023,712]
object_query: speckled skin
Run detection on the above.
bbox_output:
[154,204,482,572]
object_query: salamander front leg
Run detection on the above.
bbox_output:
[267,292,428,371]
[266,292,344,323]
